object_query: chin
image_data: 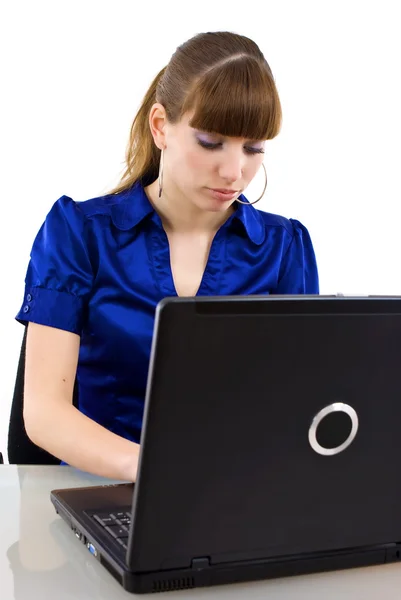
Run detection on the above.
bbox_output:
[197,199,231,213]
[209,202,232,212]
[195,190,234,212]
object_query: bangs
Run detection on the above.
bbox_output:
[182,56,282,140]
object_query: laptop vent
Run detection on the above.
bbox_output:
[152,577,195,593]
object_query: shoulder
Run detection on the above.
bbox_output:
[50,184,151,232]
[44,188,137,233]
[255,208,295,235]
[253,207,309,240]
[74,192,125,220]
[59,191,125,222]
[43,193,114,221]
[245,206,315,255]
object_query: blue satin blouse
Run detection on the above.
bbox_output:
[16,182,319,444]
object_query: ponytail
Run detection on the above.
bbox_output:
[109,67,166,195]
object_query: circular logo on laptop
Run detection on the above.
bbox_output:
[308,403,359,456]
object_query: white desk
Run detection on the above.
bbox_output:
[1,465,401,599]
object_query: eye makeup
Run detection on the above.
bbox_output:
[195,133,265,155]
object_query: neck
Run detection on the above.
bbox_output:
[144,179,234,234]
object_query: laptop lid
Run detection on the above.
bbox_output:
[127,295,401,573]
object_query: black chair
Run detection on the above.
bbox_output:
[7,326,79,465]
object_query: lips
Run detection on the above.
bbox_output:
[206,188,240,202]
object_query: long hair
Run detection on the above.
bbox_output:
[110,31,282,195]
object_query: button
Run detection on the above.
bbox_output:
[23,306,30,313]
[26,294,32,302]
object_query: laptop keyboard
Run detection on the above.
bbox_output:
[91,509,131,550]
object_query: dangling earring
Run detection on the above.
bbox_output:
[158,148,164,198]
[236,163,267,205]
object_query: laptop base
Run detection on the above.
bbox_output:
[52,491,401,594]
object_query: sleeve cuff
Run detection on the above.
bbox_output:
[15,287,85,335]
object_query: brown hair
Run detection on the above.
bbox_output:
[110,31,282,195]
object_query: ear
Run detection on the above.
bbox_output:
[149,103,167,150]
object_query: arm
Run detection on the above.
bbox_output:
[23,323,140,482]
[18,196,139,480]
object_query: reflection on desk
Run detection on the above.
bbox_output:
[1,465,401,600]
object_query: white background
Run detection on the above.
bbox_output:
[1,0,400,460]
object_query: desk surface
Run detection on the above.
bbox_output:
[1,465,401,599]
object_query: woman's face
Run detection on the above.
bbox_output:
[162,112,266,212]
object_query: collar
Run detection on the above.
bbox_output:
[110,182,154,231]
[111,184,265,245]
[231,194,266,245]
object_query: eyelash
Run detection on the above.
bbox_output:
[197,140,265,155]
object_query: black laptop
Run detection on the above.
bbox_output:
[51,295,401,594]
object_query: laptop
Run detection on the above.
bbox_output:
[51,295,401,593]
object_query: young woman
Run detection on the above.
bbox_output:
[17,31,319,480]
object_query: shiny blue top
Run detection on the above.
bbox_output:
[16,182,319,444]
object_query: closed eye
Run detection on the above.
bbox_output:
[244,146,265,155]
[197,139,222,150]
[197,139,264,155]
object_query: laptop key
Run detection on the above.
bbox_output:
[111,512,126,519]
[105,525,127,539]
[93,514,114,527]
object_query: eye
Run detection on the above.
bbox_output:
[197,139,222,151]
[244,146,265,155]
[196,135,265,155]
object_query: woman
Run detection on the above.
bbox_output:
[17,31,319,481]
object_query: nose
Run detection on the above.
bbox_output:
[218,150,243,184]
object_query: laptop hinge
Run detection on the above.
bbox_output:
[191,557,211,570]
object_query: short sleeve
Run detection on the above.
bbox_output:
[16,196,93,335]
[275,219,319,294]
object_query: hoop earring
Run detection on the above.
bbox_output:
[236,163,267,205]
[158,148,164,198]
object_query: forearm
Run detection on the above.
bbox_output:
[24,401,139,481]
